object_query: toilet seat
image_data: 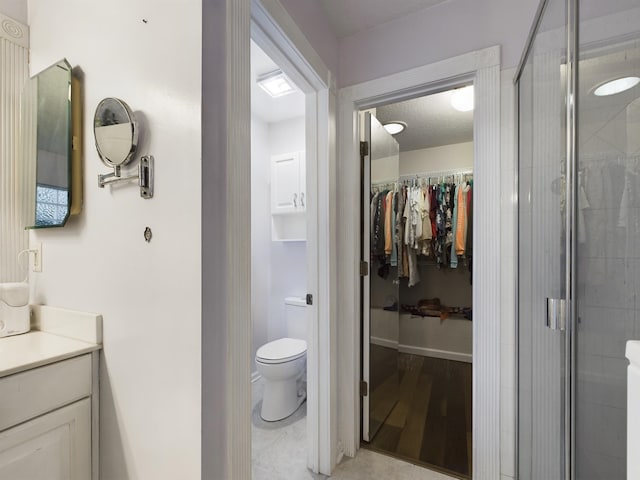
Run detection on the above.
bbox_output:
[256,337,307,364]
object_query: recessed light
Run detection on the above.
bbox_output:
[383,121,407,135]
[451,85,474,112]
[593,76,640,96]
[257,69,295,98]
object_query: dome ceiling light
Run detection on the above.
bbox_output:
[383,121,407,135]
[451,85,474,112]
[593,76,640,97]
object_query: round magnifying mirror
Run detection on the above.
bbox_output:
[93,98,138,168]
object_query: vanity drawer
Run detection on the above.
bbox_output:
[0,354,92,431]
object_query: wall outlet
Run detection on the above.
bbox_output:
[32,242,42,272]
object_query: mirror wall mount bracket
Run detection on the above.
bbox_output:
[98,155,154,199]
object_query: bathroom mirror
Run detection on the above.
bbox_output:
[95,98,154,198]
[29,59,78,228]
[94,98,138,169]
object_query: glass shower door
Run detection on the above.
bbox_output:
[362,112,400,442]
[517,0,569,477]
[575,2,640,477]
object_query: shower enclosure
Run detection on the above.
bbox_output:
[516,0,640,479]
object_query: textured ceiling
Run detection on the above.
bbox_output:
[250,40,305,124]
[375,88,474,152]
[318,0,448,38]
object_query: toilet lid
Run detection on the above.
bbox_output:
[256,338,307,364]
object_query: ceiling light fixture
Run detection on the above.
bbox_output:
[257,69,295,98]
[451,85,474,112]
[593,76,640,97]
[383,121,407,135]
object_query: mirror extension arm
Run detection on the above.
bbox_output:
[98,155,154,199]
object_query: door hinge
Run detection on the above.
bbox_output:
[360,260,369,276]
[306,293,313,306]
[360,380,368,397]
[546,298,566,331]
[360,141,369,157]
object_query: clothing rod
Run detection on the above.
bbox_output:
[398,168,473,180]
[371,178,398,185]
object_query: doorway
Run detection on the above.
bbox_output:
[337,45,502,479]
[250,37,309,478]
[248,0,335,474]
[360,87,474,479]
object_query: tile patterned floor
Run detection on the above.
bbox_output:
[251,378,457,480]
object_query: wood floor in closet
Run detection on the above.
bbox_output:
[366,347,472,479]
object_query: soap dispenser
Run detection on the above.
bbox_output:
[0,282,30,337]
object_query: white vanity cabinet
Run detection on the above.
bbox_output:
[0,353,97,480]
[0,305,102,480]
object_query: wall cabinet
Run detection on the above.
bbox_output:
[271,151,305,215]
[0,354,96,479]
[271,151,306,241]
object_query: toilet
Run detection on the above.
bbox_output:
[256,297,307,421]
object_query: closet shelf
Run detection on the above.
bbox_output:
[271,210,305,217]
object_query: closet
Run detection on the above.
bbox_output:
[362,106,473,479]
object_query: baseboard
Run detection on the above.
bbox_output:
[251,371,261,383]
[370,336,471,363]
[398,344,472,363]
[370,336,398,350]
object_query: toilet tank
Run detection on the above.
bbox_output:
[285,296,307,341]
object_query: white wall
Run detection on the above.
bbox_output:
[278,0,338,80]
[399,142,473,176]
[337,0,539,87]
[28,1,202,479]
[267,116,307,341]
[0,0,27,23]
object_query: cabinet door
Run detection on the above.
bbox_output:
[297,151,306,212]
[271,152,300,214]
[0,398,91,480]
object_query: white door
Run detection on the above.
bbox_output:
[298,151,306,212]
[362,112,400,442]
[0,399,91,480]
[271,151,301,214]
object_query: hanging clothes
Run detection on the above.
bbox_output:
[455,182,471,255]
[384,191,393,257]
[450,184,459,268]
[395,188,405,275]
[371,172,474,285]
[390,190,398,266]
[419,184,432,256]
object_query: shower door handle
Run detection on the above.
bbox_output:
[546,298,567,331]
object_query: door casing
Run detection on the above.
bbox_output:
[337,46,503,479]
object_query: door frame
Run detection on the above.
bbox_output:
[337,46,502,479]
[250,0,336,475]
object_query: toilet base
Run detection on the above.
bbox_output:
[260,372,306,422]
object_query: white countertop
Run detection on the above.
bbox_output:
[627,341,640,367]
[0,331,100,378]
[0,305,102,379]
